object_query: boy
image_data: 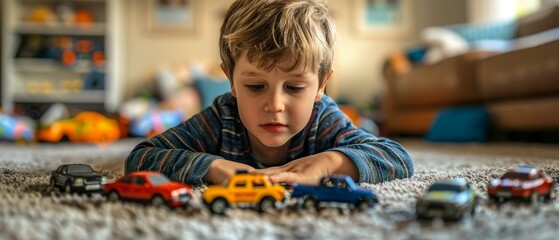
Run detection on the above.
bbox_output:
[125,0,413,186]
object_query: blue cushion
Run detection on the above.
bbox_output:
[426,107,490,142]
[445,20,517,44]
[194,73,231,108]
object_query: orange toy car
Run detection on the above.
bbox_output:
[37,111,120,143]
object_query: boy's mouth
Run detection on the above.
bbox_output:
[260,123,288,133]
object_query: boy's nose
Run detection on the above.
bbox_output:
[264,93,285,113]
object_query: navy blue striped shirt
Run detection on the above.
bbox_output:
[124,92,414,186]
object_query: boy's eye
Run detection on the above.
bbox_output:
[285,85,305,92]
[245,84,265,92]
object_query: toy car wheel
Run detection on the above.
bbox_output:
[107,191,120,202]
[64,182,72,193]
[357,196,377,210]
[151,195,165,207]
[49,178,57,191]
[302,196,317,210]
[530,191,539,204]
[356,200,371,211]
[545,183,556,200]
[258,196,275,213]
[210,197,229,215]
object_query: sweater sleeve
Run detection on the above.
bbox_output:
[124,98,225,186]
[315,103,414,184]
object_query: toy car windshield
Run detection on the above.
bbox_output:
[148,174,170,186]
[68,165,94,174]
[428,184,464,192]
[501,172,531,180]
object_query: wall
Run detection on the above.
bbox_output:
[0,7,2,103]
[121,0,467,109]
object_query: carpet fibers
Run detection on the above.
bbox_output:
[1,139,559,239]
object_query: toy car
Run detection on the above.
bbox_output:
[103,171,192,208]
[50,164,107,194]
[37,111,120,143]
[487,166,556,203]
[291,175,378,210]
[202,170,286,214]
[0,113,36,142]
[416,178,478,220]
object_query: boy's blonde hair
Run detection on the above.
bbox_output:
[220,0,336,83]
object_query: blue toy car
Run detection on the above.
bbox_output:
[291,175,378,210]
[416,178,478,220]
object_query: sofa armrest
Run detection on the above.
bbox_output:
[384,51,495,109]
[476,38,559,101]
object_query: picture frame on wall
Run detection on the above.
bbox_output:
[353,0,412,38]
[147,0,198,34]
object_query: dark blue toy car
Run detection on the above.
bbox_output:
[291,175,378,210]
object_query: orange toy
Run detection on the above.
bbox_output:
[37,111,120,143]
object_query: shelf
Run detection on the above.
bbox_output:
[14,90,106,103]
[15,22,106,36]
[19,0,107,3]
[14,58,103,74]
[2,0,122,113]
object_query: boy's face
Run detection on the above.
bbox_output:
[227,55,331,148]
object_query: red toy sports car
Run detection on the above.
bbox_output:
[487,166,556,203]
[103,171,192,208]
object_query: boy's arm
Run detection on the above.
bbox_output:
[124,115,221,186]
[124,96,253,186]
[320,105,414,183]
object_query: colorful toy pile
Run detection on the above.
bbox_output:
[0,113,36,142]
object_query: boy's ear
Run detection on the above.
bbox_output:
[221,63,237,97]
[314,70,334,102]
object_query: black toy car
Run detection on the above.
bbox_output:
[50,164,107,194]
[416,178,478,220]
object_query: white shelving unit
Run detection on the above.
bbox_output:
[1,0,122,115]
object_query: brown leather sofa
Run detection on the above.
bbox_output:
[382,5,559,137]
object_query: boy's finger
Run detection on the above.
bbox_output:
[253,166,285,175]
[269,172,298,185]
[268,173,286,184]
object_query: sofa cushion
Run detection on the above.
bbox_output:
[446,20,517,44]
[426,107,490,142]
[516,5,559,38]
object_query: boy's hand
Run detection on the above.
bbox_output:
[254,151,358,185]
[204,159,255,185]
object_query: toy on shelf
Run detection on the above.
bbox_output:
[487,165,556,203]
[120,97,186,139]
[0,113,36,143]
[50,164,107,194]
[291,175,378,211]
[416,178,478,220]
[202,170,286,214]
[37,111,120,143]
[103,171,192,208]
[130,109,184,138]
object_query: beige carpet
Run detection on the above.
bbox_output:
[1,139,559,239]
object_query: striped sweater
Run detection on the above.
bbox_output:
[124,92,414,186]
